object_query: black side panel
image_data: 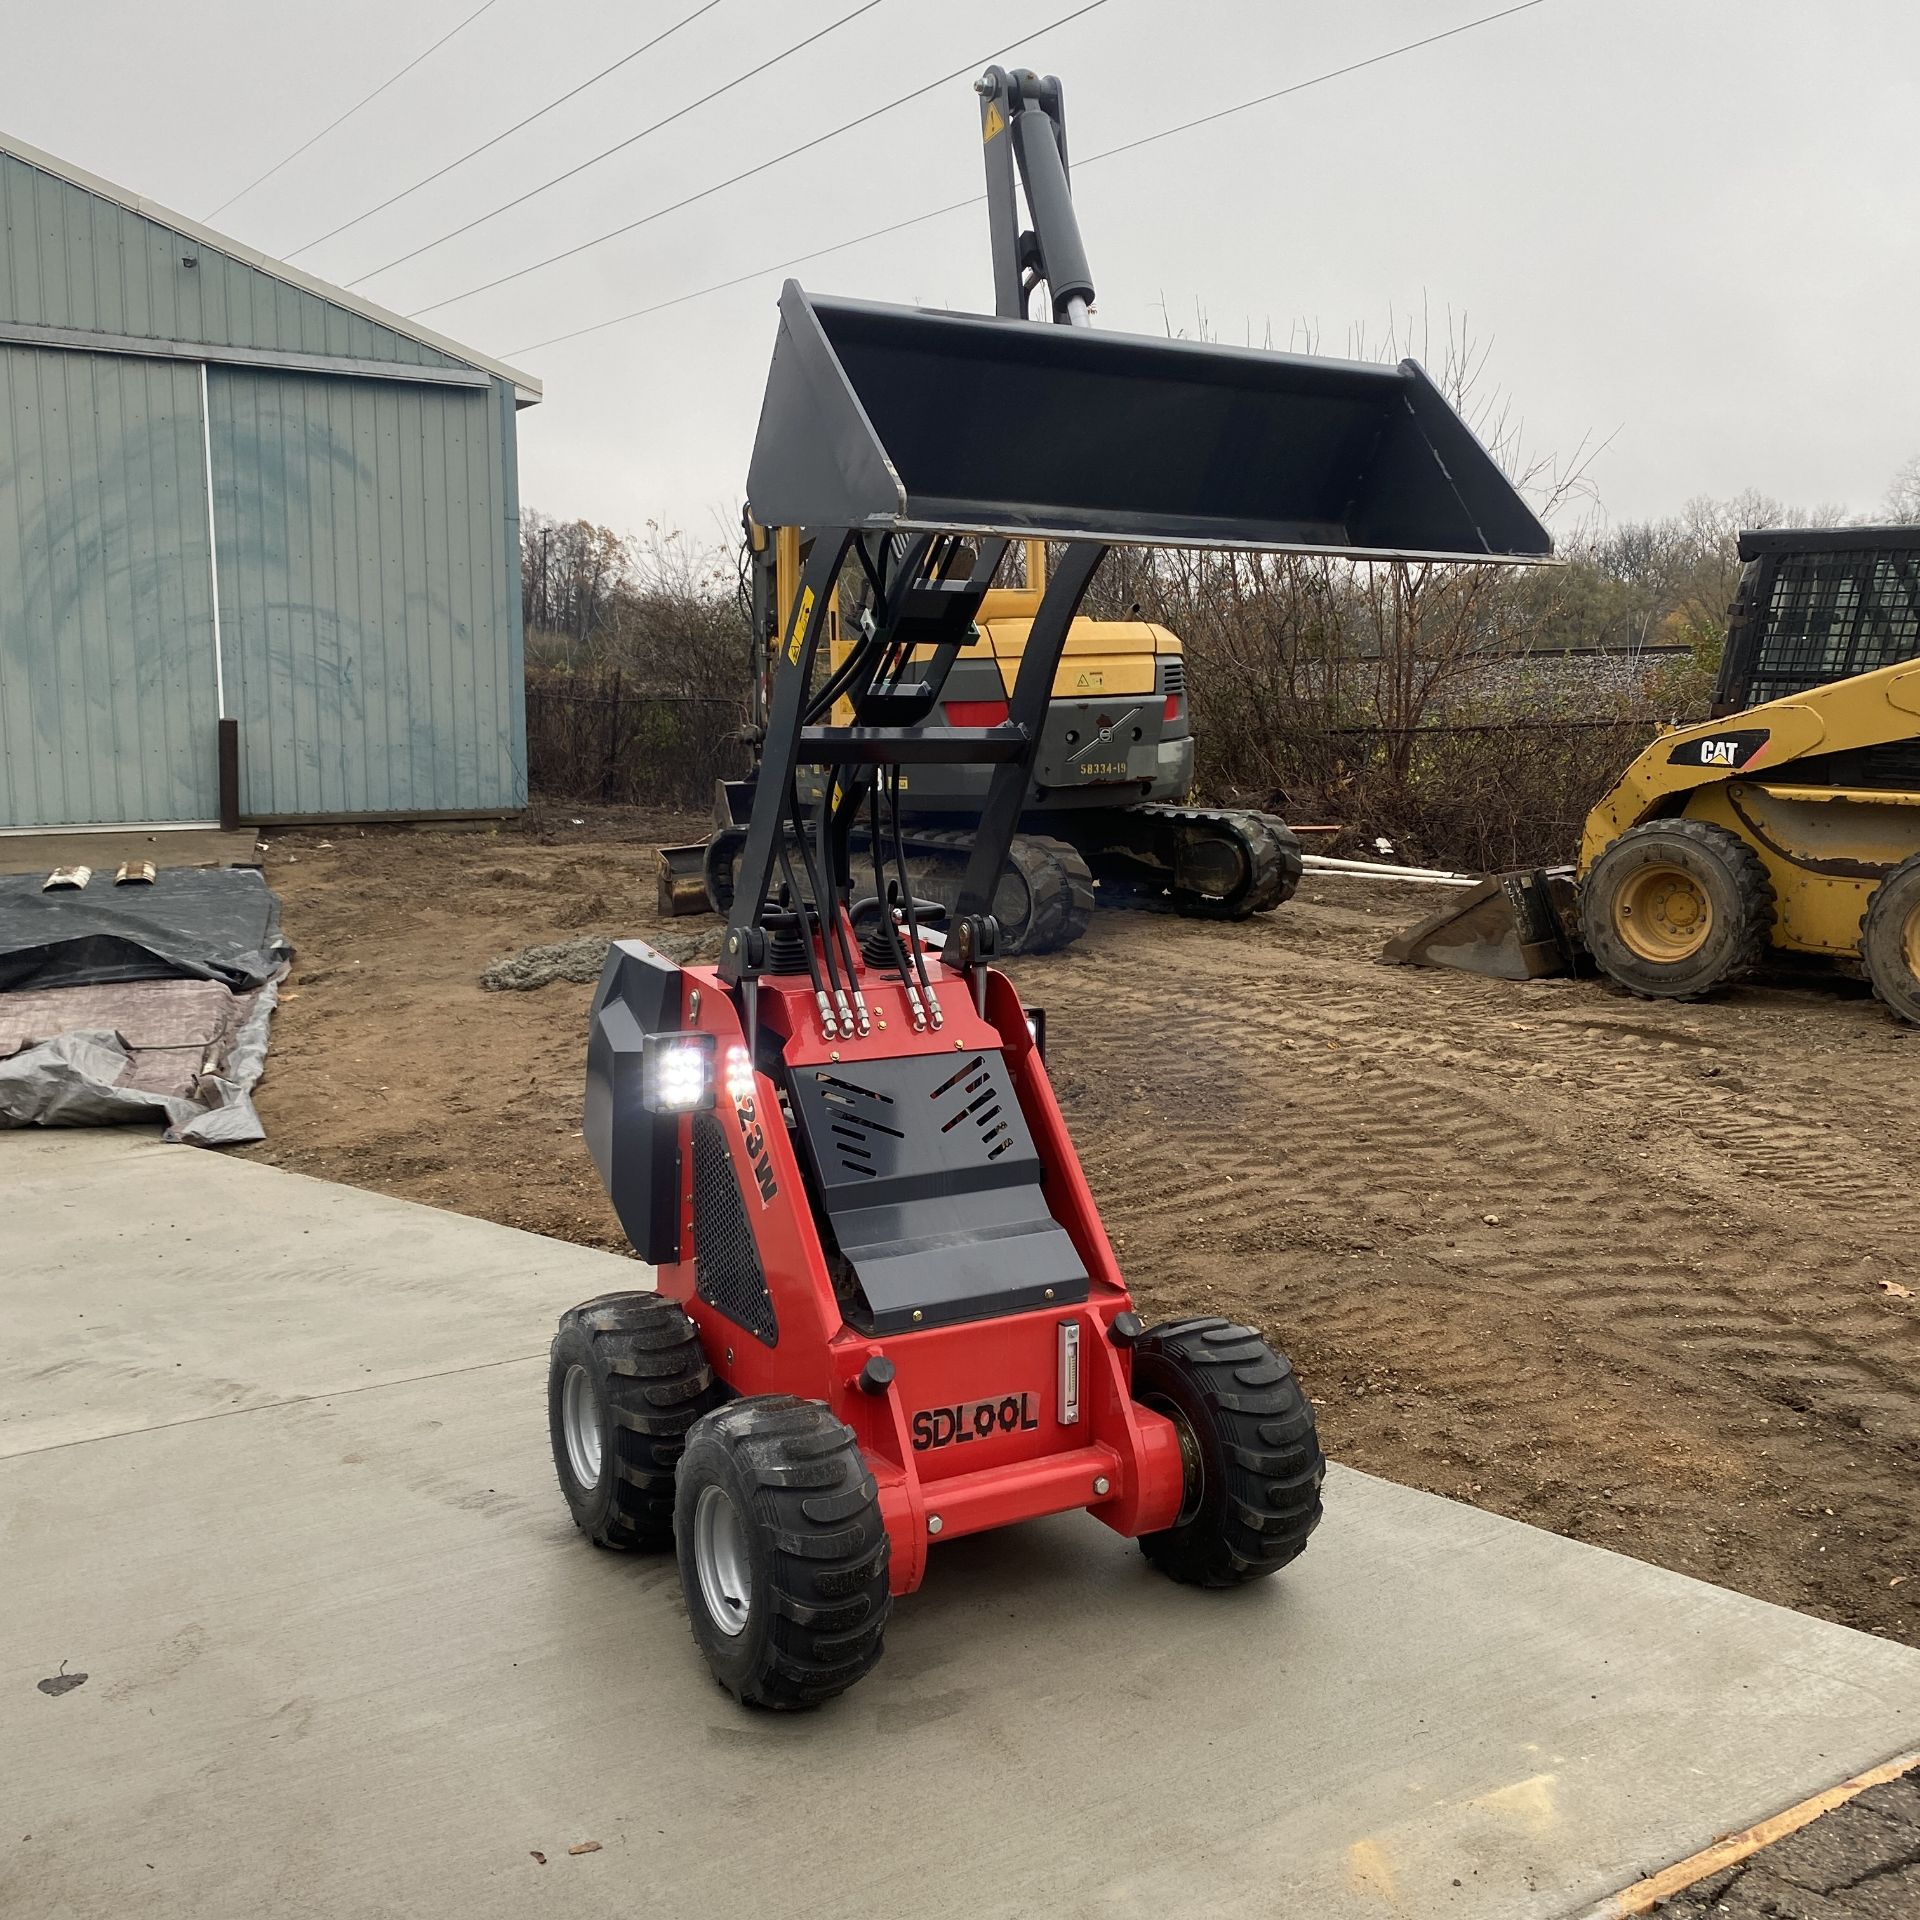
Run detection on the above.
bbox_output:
[787,1047,1089,1333]
[691,1113,778,1347]
[584,940,682,1263]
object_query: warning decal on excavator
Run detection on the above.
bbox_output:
[981,100,1006,141]
[1669,728,1769,771]
[786,585,815,666]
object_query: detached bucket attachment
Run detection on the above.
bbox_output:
[1382,868,1580,981]
[656,844,710,917]
[747,283,1552,561]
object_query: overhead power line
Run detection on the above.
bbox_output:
[204,0,502,221]
[285,0,722,264]
[510,195,983,352]
[347,0,888,290]
[507,0,1551,358]
[409,0,1112,318]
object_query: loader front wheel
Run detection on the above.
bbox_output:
[675,1396,891,1709]
[1133,1318,1324,1588]
[1861,853,1920,1027]
[1580,819,1774,1001]
[548,1292,722,1551]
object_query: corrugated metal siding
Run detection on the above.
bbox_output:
[0,149,458,368]
[208,369,526,817]
[0,343,220,827]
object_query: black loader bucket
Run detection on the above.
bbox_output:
[746,282,1553,562]
[1381,868,1581,981]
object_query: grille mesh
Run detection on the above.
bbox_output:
[1163,658,1186,695]
[691,1114,777,1346]
[1749,550,1920,702]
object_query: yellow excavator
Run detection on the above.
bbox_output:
[1388,527,1920,1023]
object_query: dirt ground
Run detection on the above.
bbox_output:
[243,807,1920,1646]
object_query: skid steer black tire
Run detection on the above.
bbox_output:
[1579,818,1775,1001]
[548,1292,723,1551]
[1132,1318,1324,1588]
[675,1396,891,1709]
[1861,852,1920,1027]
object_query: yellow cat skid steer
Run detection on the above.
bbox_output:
[1387,528,1920,1024]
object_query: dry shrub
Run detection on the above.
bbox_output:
[524,666,746,810]
[1264,719,1661,871]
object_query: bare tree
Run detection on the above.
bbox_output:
[1883,455,1920,525]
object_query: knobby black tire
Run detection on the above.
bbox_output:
[1861,851,1920,1027]
[548,1291,722,1551]
[1132,1317,1325,1587]
[675,1396,891,1709]
[1578,817,1775,1001]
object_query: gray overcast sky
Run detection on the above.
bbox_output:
[9,1,1918,542]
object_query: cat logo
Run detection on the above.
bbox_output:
[1074,670,1106,690]
[1670,728,1767,772]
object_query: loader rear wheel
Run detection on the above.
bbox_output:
[1861,853,1920,1027]
[675,1396,891,1709]
[1579,819,1774,1001]
[548,1292,722,1551]
[1132,1318,1325,1587]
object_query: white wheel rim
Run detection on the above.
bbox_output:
[693,1484,753,1637]
[561,1364,603,1488]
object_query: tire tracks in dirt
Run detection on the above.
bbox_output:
[1018,891,1920,1639]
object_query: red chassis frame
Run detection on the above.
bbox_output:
[658,954,1185,1596]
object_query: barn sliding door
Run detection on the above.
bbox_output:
[0,344,222,828]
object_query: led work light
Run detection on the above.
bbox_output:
[641,1032,717,1114]
[724,1043,756,1105]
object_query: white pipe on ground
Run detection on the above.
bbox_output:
[1301,868,1480,889]
[1302,853,1479,883]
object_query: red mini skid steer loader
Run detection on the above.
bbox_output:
[547,68,1551,1707]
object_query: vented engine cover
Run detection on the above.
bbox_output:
[788,1047,1088,1333]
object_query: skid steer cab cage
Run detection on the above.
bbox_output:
[746,282,1554,563]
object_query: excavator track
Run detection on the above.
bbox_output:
[897,828,1096,955]
[699,809,1298,951]
[1069,806,1304,920]
[700,824,1095,956]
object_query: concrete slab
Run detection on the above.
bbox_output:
[0,826,260,878]
[0,1130,619,1453]
[5,1132,1920,1920]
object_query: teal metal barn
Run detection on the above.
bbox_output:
[0,132,541,830]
